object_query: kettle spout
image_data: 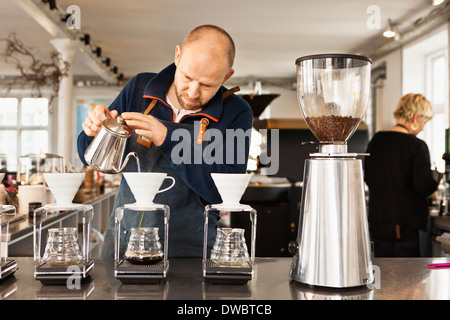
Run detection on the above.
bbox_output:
[118,152,140,172]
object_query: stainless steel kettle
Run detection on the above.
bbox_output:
[84,116,138,174]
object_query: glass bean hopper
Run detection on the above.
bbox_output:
[33,173,94,284]
[203,173,257,284]
[114,173,173,284]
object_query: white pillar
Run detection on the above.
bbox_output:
[50,39,78,168]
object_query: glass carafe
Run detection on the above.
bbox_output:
[211,228,250,266]
[124,227,164,265]
[42,227,83,266]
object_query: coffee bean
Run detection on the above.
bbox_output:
[305,115,360,142]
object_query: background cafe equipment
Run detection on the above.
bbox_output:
[18,184,46,215]
[16,153,66,215]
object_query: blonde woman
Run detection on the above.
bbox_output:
[364,93,441,257]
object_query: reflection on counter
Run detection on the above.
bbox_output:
[35,279,95,300]
[289,281,374,300]
[115,283,169,300]
[1,257,450,300]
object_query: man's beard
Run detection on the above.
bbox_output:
[174,83,203,111]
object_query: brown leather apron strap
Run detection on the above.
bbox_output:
[196,86,240,144]
[222,86,240,100]
[137,99,158,148]
[143,99,158,115]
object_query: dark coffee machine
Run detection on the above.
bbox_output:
[440,129,450,215]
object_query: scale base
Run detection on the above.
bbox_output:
[203,259,253,284]
[35,259,94,285]
[115,259,168,284]
[0,259,18,281]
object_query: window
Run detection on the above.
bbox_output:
[422,50,448,172]
[402,27,448,173]
[0,97,50,172]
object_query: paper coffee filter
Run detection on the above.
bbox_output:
[123,172,175,207]
[43,173,85,205]
[211,173,253,206]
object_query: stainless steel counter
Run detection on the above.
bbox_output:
[1,257,449,300]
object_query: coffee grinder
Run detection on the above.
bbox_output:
[289,54,374,288]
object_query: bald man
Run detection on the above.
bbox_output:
[77,25,253,259]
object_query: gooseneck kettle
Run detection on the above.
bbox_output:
[84,116,138,174]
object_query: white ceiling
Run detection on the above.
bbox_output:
[0,0,438,84]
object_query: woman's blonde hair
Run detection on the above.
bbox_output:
[393,93,433,122]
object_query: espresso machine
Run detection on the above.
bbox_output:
[440,129,450,215]
[289,54,374,288]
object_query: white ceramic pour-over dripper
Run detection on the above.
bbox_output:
[211,173,253,210]
[43,173,85,208]
[123,172,175,209]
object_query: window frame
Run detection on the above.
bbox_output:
[422,48,449,172]
[0,95,51,172]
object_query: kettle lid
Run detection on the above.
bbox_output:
[102,116,132,137]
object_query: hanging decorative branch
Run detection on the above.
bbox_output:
[0,32,69,107]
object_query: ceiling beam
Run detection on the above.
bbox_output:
[14,0,118,84]
[362,2,450,60]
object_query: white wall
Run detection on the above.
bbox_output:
[372,50,403,131]
[371,23,449,133]
[70,86,121,168]
[252,85,301,120]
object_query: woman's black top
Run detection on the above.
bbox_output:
[364,131,438,235]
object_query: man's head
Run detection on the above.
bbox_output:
[172,25,235,111]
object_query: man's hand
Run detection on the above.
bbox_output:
[121,112,168,147]
[82,105,118,136]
